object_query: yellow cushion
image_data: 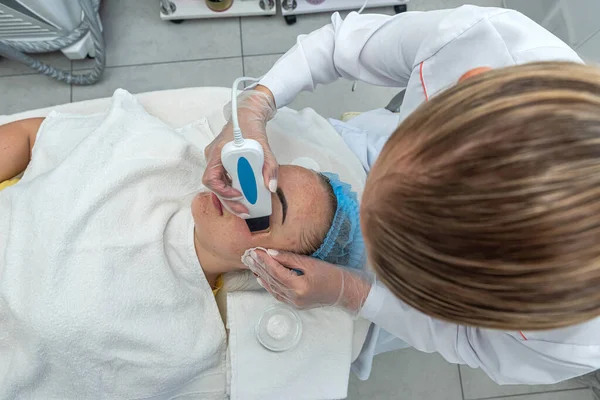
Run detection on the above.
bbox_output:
[0,178,19,191]
[340,112,362,122]
[212,275,224,296]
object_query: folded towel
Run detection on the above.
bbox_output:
[227,291,354,400]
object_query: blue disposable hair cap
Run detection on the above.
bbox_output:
[312,172,366,270]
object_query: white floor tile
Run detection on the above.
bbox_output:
[0,52,71,78]
[0,74,70,115]
[72,58,243,102]
[442,0,504,8]
[72,0,242,69]
[410,0,504,11]
[241,7,395,56]
[244,54,401,118]
[408,0,449,11]
[461,365,587,400]
[489,388,595,400]
[347,349,463,400]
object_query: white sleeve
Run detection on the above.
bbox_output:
[258,9,451,107]
[361,282,600,384]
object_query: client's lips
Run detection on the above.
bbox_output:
[211,193,223,216]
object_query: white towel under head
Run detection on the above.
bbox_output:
[228,291,354,400]
[291,156,321,172]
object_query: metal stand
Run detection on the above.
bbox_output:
[394,4,407,13]
[281,0,409,24]
[159,0,408,22]
[159,0,276,21]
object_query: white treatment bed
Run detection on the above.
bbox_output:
[0,87,371,400]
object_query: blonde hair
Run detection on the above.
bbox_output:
[362,62,600,330]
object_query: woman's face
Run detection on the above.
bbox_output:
[192,165,334,268]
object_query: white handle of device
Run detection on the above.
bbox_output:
[221,139,272,220]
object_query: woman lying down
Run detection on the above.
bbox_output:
[0,90,364,398]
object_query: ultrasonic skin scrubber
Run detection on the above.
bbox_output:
[221,77,273,233]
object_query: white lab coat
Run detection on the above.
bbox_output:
[259,5,600,385]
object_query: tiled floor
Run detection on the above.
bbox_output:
[347,348,595,400]
[0,0,510,117]
[0,0,597,399]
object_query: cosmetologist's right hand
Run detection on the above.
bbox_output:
[202,86,278,216]
[243,249,373,316]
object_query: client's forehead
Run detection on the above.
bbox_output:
[279,165,318,188]
[277,165,327,223]
[265,165,333,254]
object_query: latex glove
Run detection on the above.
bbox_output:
[243,249,373,315]
[202,86,278,216]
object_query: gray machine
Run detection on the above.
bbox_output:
[0,0,105,84]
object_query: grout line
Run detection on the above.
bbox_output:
[458,365,466,400]
[575,26,600,50]
[73,55,244,71]
[1,53,287,79]
[245,52,285,59]
[239,17,245,76]
[70,59,73,102]
[76,53,285,70]
[470,387,591,400]
[239,17,244,57]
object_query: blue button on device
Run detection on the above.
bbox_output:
[237,157,257,205]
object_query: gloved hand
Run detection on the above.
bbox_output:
[243,248,373,315]
[202,86,278,216]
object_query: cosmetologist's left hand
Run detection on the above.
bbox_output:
[243,249,372,315]
[202,87,278,217]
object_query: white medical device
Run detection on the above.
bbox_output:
[0,0,105,84]
[281,0,409,24]
[158,0,408,23]
[159,0,276,21]
[221,77,273,233]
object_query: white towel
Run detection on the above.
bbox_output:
[0,90,228,399]
[227,291,354,400]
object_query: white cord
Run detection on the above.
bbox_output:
[231,77,260,145]
[358,0,369,14]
